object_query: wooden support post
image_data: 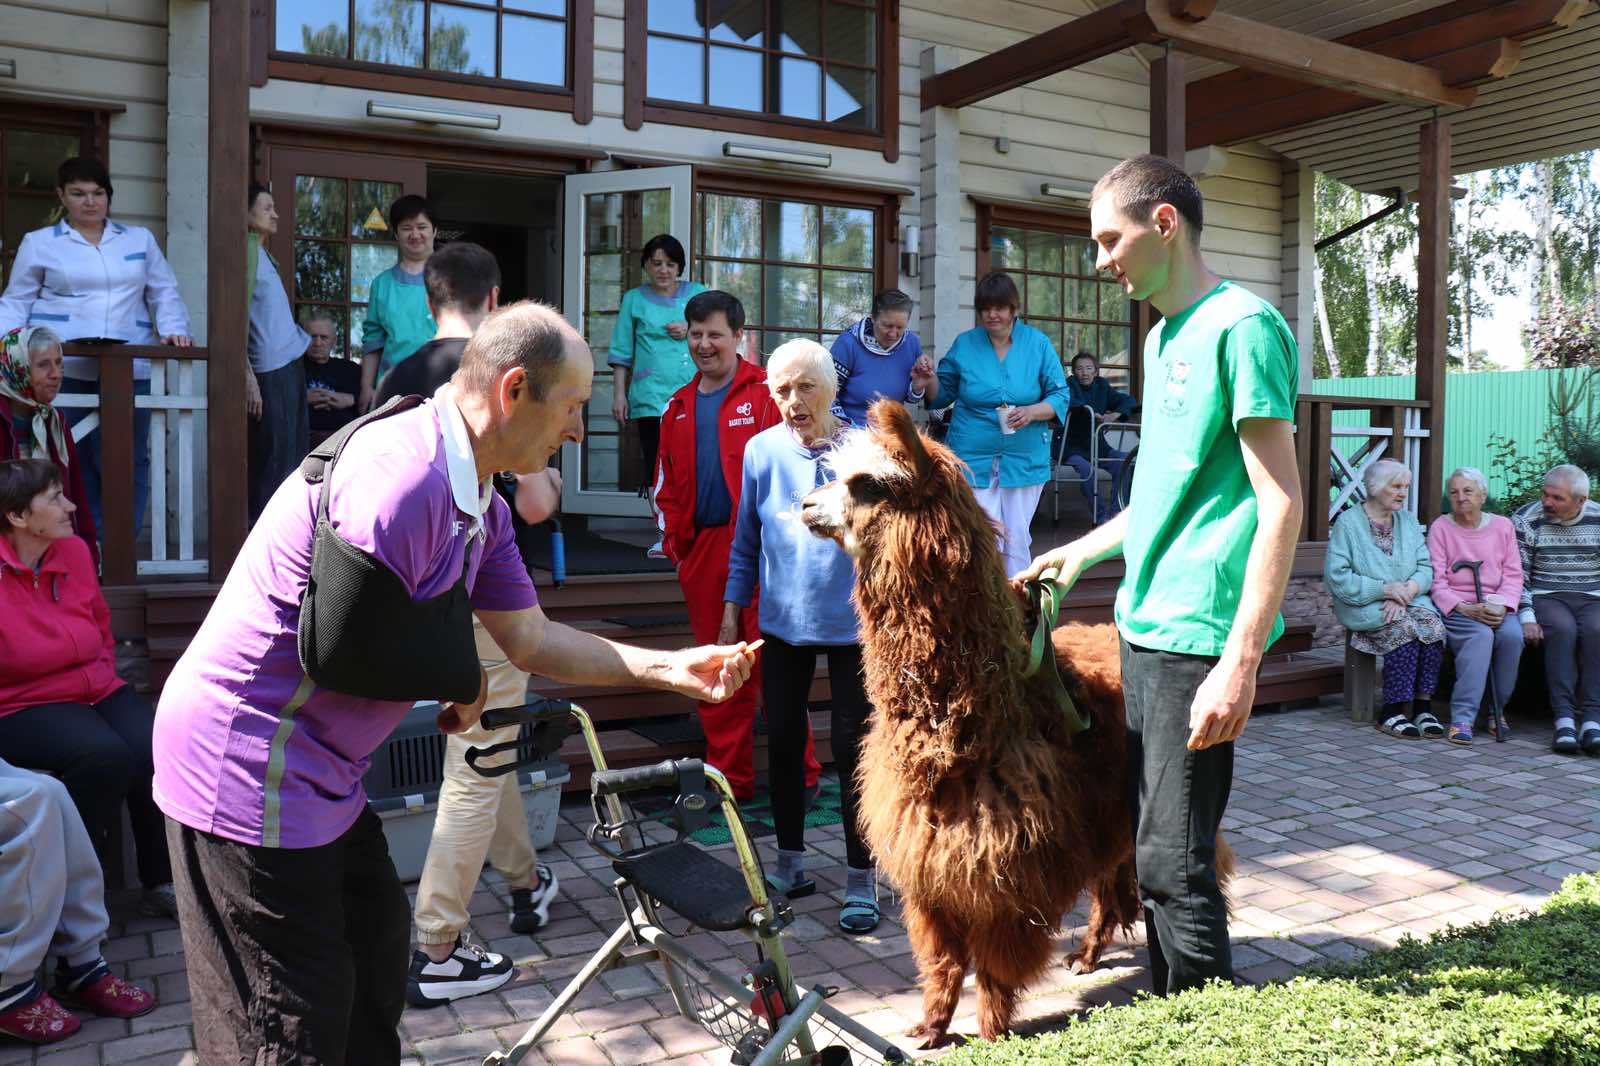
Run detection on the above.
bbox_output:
[1311,401,1333,540]
[1416,117,1451,522]
[99,357,136,585]
[209,0,250,580]
[1295,398,1312,542]
[1151,48,1185,164]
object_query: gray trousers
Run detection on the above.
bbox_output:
[1533,591,1600,724]
[0,761,108,991]
[1443,609,1524,727]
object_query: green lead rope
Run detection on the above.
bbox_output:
[1021,571,1091,735]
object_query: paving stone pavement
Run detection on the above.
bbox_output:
[9,699,1599,1064]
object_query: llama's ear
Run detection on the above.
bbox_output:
[867,399,932,482]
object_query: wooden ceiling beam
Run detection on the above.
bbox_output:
[1190,38,1522,149]
[1127,0,1478,109]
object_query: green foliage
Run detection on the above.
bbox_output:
[941,871,1600,1066]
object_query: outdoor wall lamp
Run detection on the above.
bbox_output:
[901,224,920,278]
[0,59,15,79]
[1040,183,1093,210]
[366,101,501,130]
[722,142,833,168]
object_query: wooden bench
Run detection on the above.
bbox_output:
[1343,633,1378,723]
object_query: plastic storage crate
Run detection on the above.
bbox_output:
[365,703,570,882]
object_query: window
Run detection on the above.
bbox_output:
[0,113,101,287]
[289,174,408,357]
[627,2,899,158]
[269,0,592,117]
[978,205,1136,391]
[695,187,881,355]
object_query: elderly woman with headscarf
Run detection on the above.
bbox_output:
[1427,467,1524,744]
[1325,458,1446,740]
[721,339,879,935]
[0,326,97,559]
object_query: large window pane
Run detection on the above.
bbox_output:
[1065,276,1096,320]
[703,259,761,314]
[277,0,350,55]
[1069,236,1097,275]
[640,190,673,250]
[765,201,818,263]
[702,194,760,260]
[825,2,873,66]
[506,0,565,13]
[6,131,79,191]
[649,0,704,35]
[1027,230,1062,274]
[586,252,623,314]
[765,266,819,330]
[354,0,424,67]
[585,192,623,252]
[1102,281,1132,323]
[428,3,495,75]
[778,57,822,120]
[502,13,566,85]
[709,46,762,111]
[821,269,871,332]
[295,240,346,302]
[1025,274,1061,318]
[710,10,763,45]
[350,242,397,302]
[825,66,872,126]
[351,180,401,239]
[1034,319,1063,355]
[648,36,704,103]
[775,0,822,54]
[991,227,1025,270]
[820,205,872,267]
[296,176,347,237]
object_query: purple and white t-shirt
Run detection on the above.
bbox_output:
[154,392,537,848]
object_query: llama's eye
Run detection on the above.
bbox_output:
[847,475,888,504]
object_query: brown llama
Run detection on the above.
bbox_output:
[801,400,1229,1047]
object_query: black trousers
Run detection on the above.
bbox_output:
[168,807,411,1065]
[250,359,311,523]
[761,633,874,870]
[637,416,662,482]
[1120,638,1234,994]
[0,685,171,888]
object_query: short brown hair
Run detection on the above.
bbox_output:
[0,458,63,524]
[455,301,577,401]
[974,271,1021,314]
[1092,154,1204,239]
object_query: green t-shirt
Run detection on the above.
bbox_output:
[362,265,437,377]
[1114,280,1299,657]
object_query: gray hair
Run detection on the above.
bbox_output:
[25,326,62,359]
[1545,463,1591,499]
[1446,466,1488,498]
[1362,458,1410,498]
[766,339,838,407]
[299,308,338,330]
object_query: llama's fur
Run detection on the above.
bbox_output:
[802,401,1227,1046]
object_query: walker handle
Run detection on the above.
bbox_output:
[591,758,702,797]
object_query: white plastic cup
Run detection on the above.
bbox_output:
[997,404,1016,435]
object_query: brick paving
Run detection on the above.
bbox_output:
[9,698,1600,1064]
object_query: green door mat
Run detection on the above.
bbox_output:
[635,779,844,846]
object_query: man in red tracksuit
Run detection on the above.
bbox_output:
[653,290,819,802]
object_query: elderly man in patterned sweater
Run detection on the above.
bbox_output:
[1514,464,1600,755]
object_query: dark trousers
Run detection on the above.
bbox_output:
[1534,591,1600,724]
[1120,638,1233,994]
[62,377,152,540]
[0,685,171,888]
[761,633,874,870]
[168,806,411,1065]
[637,416,662,481]
[250,359,311,523]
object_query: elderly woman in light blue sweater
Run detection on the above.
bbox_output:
[721,339,878,935]
[1325,459,1446,740]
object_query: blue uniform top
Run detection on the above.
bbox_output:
[830,317,925,426]
[928,322,1070,489]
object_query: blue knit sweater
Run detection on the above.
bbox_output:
[724,425,859,645]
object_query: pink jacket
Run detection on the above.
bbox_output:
[0,532,123,716]
[1426,513,1524,616]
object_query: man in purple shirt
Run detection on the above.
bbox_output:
[153,302,757,1065]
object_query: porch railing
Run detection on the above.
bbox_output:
[57,343,214,583]
[1295,393,1429,541]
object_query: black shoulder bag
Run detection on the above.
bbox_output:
[296,395,482,703]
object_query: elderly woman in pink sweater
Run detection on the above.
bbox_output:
[1428,467,1525,744]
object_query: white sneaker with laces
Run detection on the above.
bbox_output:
[647,540,667,559]
[405,935,513,1007]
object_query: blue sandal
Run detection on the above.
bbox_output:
[764,873,816,900]
[838,898,880,935]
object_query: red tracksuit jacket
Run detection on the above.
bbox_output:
[0,532,123,717]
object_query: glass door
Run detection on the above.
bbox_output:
[560,166,693,517]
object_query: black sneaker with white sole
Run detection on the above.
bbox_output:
[405,935,514,1008]
[509,864,559,934]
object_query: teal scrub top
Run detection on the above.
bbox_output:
[929,321,1070,489]
[362,265,437,377]
[607,281,708,418]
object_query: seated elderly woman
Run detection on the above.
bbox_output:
[0,326,97,559]
[1428,467,1524,744]
[1326,458,1447,739]
[0,459,175,918]
[721,340,879,935]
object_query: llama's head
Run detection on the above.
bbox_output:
[802,400,1002,575]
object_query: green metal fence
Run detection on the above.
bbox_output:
[1309,368,1594,498]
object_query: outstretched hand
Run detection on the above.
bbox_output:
[668,640,763,703]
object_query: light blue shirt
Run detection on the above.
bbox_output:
[0,219,191,381]
[247,244,310,375]
[725,424,858,646]
[928,321,1069,488]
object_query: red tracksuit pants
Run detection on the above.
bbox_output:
[677,523,819,801]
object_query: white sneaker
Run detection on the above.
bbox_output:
[405,935,513,1008]
[509,864,559,934]
[646,540,667,559]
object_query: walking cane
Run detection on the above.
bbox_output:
[1451,559,1506,743]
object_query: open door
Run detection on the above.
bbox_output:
[560,166,693,518]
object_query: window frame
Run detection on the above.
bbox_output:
[975,199,1144,400]
[692,168,899,356]
[624,3,900,163]
[264,0,594,121]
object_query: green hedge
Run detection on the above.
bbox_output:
[942,871,1600,1066]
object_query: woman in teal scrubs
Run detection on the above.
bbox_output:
[923,271,1069,577]
[608,235,707,483]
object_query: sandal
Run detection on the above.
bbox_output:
[764,873,817,900]
[1447,724,1472,746]
[1412,709,1445,739]
[838,898,881,936]
[1377,713,1420,739]
[1553,725,1580,755]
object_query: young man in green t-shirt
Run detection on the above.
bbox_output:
[1018,155,1303,994]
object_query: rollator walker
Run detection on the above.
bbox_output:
[466,698,910,1066]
